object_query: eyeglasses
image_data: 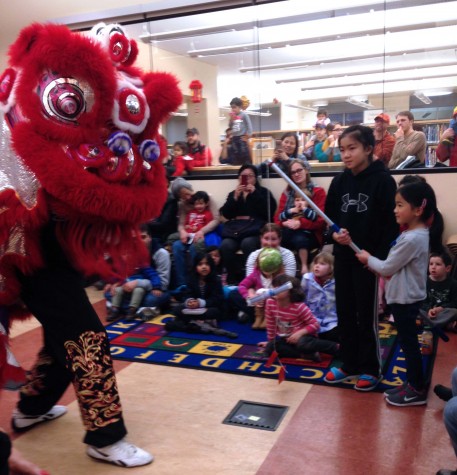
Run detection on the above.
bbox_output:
[240,174,255,178]
[291,168,305,175]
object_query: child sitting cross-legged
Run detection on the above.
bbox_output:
[258,274,340,362]
[167,252,224,326]
[106,266,162,322]
[422,251,457,330]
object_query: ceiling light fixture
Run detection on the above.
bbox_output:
[284,104,318,112]
[240,44,456,73]
[346,96,376,109]
[187,4,457,57]
[220,107,271,117]
[413,91,432,104]
[421,89,453,96]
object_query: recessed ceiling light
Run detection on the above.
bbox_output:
[421,89,453,96]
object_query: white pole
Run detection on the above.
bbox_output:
[270,162,362,253]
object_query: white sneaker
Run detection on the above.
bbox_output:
[87,438,154,467]
[12,405,67,432]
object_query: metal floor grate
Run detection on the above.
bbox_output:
[222,400,289,431]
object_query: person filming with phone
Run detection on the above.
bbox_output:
[219,164,277,284]
[259,132,309,177]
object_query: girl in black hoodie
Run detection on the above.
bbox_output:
[323,125,398,391]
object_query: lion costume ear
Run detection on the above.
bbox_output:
[7,23,48,66]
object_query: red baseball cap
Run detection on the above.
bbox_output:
[374,113,390,123]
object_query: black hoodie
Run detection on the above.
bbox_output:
[325,160,398,261]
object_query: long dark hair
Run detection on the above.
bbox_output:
[397,181,444,253]
[192,252,218,282]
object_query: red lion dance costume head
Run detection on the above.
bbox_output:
[0,22,182,315]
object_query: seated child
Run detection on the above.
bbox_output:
[138,227,172,317]
[258,274,340,361]
[422,251,457,331]
[106,266,161,322]
[234,247,284,329]
[106,225,171,321]
[184,191,214,243]
[169,140,194,177]
[168,252,224,325]
[301,251,339,342]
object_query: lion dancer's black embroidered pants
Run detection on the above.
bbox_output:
[16,221,127,447]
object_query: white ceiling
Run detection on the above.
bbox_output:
[1,0,456,112]
[126,0,457,109]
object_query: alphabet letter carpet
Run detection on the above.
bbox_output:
[107,314,436,392]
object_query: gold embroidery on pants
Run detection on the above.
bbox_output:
[65,331,122,431]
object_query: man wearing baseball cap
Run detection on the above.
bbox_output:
[185,127,213,167]
[373,113,395,166]
[303,121,328,160]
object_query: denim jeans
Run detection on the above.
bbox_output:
[444,367,457,457]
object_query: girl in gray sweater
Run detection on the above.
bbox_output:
[357,181,444,407]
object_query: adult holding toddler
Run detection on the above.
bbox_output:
[169,178,221,288]
[274,159,326,275]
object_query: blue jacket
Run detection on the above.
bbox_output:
[129,266,162,290]
[301,272,338,333]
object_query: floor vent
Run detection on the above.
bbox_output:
[223,400,289,431]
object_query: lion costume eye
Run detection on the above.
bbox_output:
[38,72,95,125]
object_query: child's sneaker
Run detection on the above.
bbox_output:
[385,383,427,406]
[87,438,153,467]
[12,405,67,432]
[384,381,407,397]
[355,374,383,392]
[324,367,358,384]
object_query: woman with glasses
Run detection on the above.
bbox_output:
[219,164,277,284]
[259,132,310,177]
[314,123,343,162]
[274,159,326,275]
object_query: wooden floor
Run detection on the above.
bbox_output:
[2,287,457,475]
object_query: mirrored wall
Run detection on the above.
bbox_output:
[121,0,457,168]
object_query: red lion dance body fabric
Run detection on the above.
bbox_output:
[0,22,181,457]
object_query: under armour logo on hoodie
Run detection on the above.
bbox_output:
[341,193,368,212]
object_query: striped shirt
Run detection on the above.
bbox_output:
[265,299,319,341]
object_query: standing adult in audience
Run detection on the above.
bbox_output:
[373,113,396,166]
[219,164,277,284]
[388,111,426,168]
[274,159,326,274]
[186,127,213,167]
[259,132,309,177]
[219,127,251,165]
